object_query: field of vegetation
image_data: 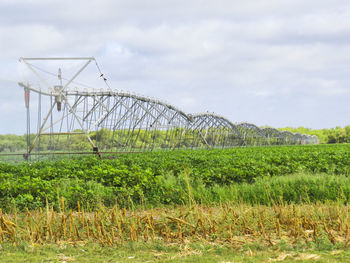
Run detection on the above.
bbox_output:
[1,143,350,262]
[1,125,350,153]
[1,203,350,262]
[0,144,349,210]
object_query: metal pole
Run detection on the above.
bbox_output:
[24,96,57,159]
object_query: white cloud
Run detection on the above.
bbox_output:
[0,0,350,133]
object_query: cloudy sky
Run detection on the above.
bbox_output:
[0,0,349,134]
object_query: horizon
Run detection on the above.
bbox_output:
[0,125,348,136]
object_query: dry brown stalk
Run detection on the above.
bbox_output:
[0,204,349,246]
[86,219,90,239]
[74,225,80,240]
[345,223,350,241]
[258,220,266,239]
[69,212,74,240]
[61,197,65,213]
[111,226,115,243]
[228,224,233,241]
[166,216,195,229]
[313,222,319,241]
[177,222,183,240]
[276,218,281,237]
[323,220,336,244]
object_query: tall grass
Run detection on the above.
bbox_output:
[169,173,350,206]
[2,172,350,212]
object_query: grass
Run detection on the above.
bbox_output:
[2,171,350,212]
[1,189,350,261]
[1,144,350,261]
[1,238,350,262]
[190,173,350,205]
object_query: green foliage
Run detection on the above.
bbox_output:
[0,124,349,154]
[0,134,26,152]
[2,241,350,263]
[279,125,350,144]
[0,144,349,211]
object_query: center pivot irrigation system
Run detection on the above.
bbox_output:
[18,57,318,160]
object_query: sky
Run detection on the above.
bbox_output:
[0,0,350,134]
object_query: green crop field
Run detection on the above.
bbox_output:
[0,144,349,210]
[1,144,350,262]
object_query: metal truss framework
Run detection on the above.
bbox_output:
[18,57,319,159]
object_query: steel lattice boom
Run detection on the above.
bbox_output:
[18,57,319,159]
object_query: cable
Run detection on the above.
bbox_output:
[26,62,95,89]
[26,60,111,89]
[94,60,112,90]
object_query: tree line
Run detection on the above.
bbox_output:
[278,126,350,144]
[0,125,349,153]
